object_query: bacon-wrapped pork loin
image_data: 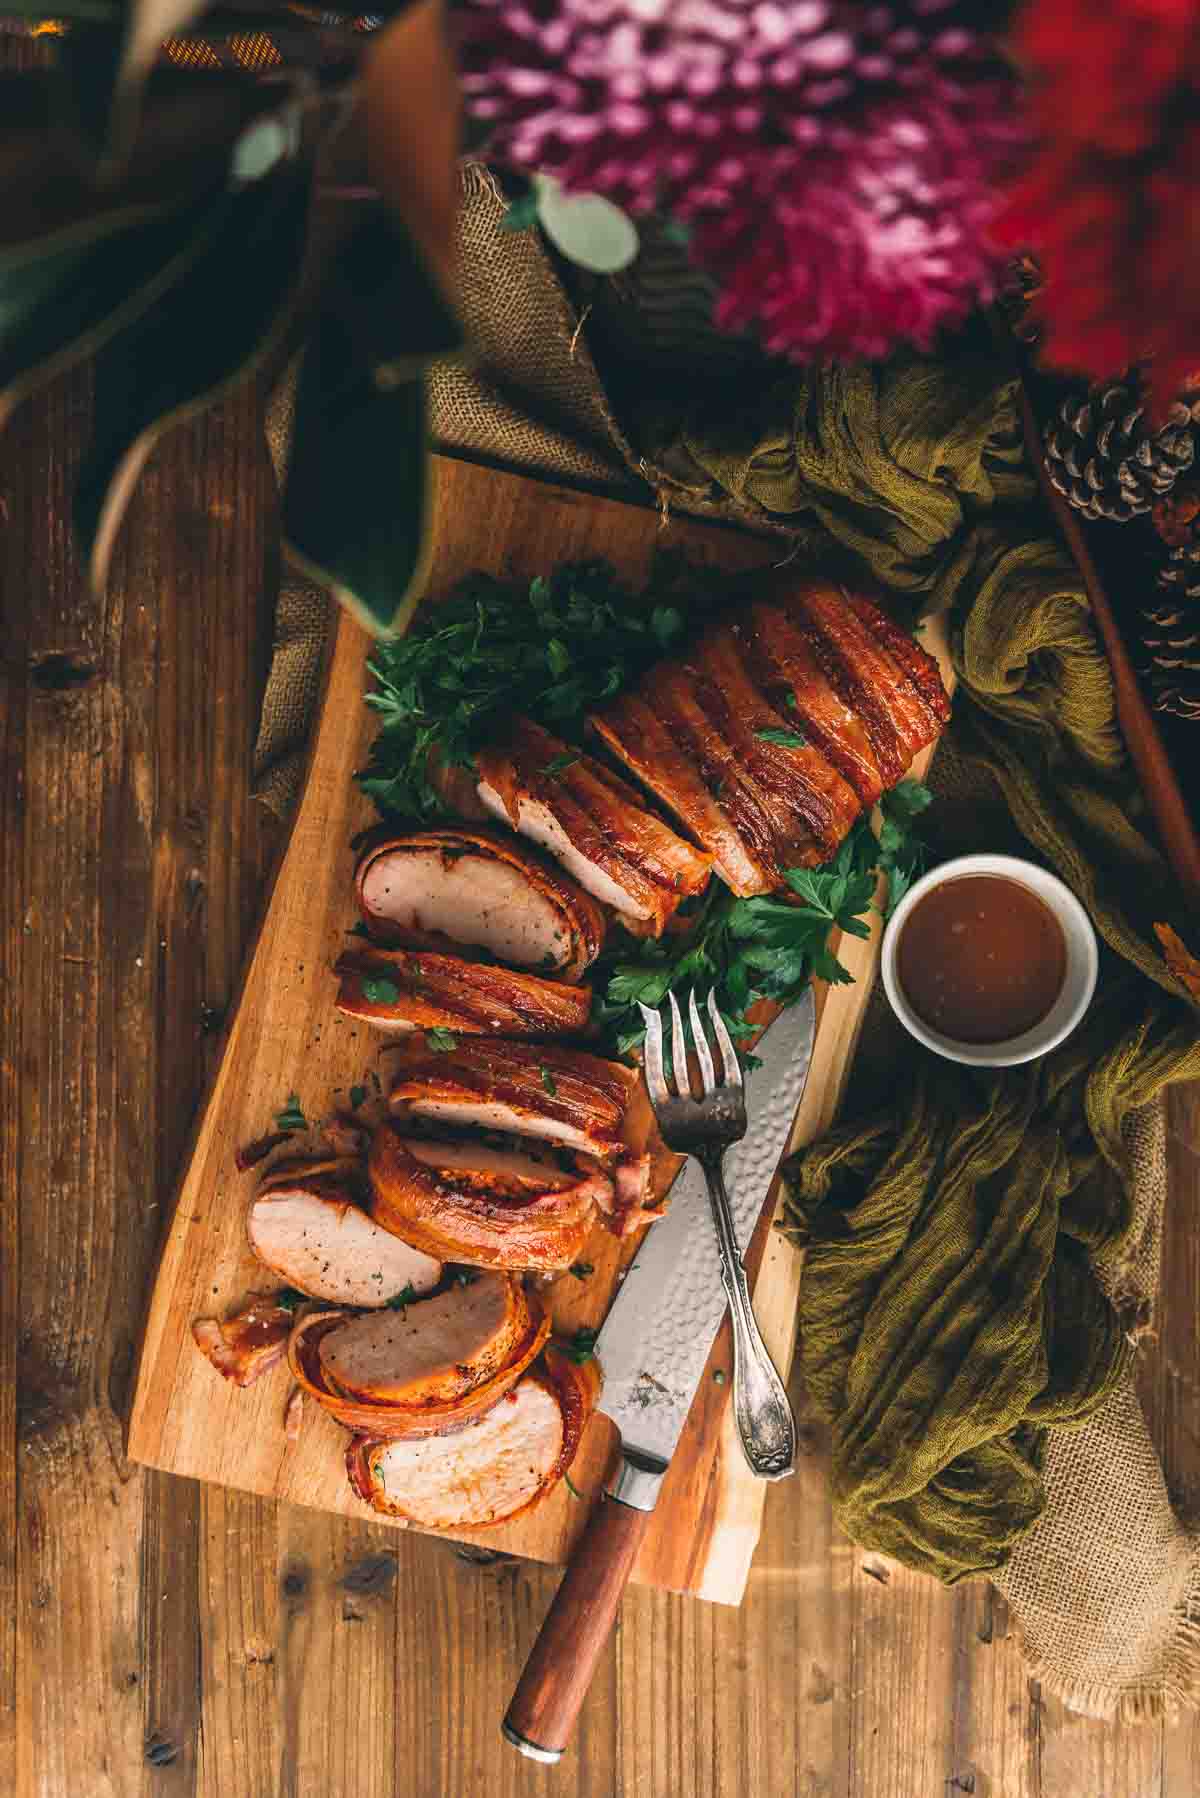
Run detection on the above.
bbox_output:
[475,717,712,935]
[286,1272,549,1439]
[355,827,605,981]
[248,1162,442,1308]
[335,945,592,1037]
[345,1344,600,1527]
[367,1124,611,1272]
[588,579,950,896]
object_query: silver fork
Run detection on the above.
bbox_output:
[638,989,797,1481]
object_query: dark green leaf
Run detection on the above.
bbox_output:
[880,779,933,825]
[275,1093,307,1132]
[74,173,311,596]
[546,638,571,676]
[282,206,463,638]
[542,753,580,778]
[275,1286,307,1313]
[569,1261,594,1279]
[386,1283,418,1311]
[539,1065,558,1096]
[755,727,808,748]
[564,1327,599,1365]
[349,1084,369,1110]
[425,1027,457,1051]
[362,975,401,1005]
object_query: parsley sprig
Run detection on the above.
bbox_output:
[358,562,689,821]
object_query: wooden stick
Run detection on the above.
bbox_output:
[1016,374,1200,910]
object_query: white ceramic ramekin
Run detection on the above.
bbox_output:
[880,853,1099,1067]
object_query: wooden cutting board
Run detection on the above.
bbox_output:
[128,456,952,1604]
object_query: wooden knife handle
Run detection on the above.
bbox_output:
[503,1492,652,1762]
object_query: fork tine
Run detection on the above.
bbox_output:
[667,989,689,1099]
[637,1002,671,1109]
[689,988,716,1095]
[706,987,743,1089]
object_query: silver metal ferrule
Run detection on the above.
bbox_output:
[500,1721,564,1763]
[605,1446,668,1512]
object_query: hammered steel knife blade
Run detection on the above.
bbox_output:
[502,987,817,1764]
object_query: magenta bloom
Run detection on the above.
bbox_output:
[457,0,1025,360]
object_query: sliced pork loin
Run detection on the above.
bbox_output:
[335,945,592,1037]
[247,1174,442,1309]
[287,1273,549,1439]
[475,716,712,936]
[355,827,605,981]
[386,1036,637,1162]
[346,1345,600,1528]
[368,1125,610,1272]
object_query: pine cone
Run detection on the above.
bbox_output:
[1044,375,1198,522]
[1143,478,1200,717]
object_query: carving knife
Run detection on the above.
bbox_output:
[502,987,818,1763]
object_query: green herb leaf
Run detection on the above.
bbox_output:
[274,1093,307,1132]
[386,1283,418,1311]
[275,1287,307,1313]
[755,727,808,748]
[539,1065,558,1096]
[569,1261,594,1280]
[349,1084,369,1110]
[425,1027,458,1052]
[362,975,401,1005]
[454,1269,481,1287]
[564,1326,599,1365]
[542,752,580,778]
[347,920,372,939]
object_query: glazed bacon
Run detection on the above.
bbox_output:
[588,578,949,896]
[345,1345,601,1528]
[192,1298,295,1388]
[475,717,712,936]
[335,944,592,1038]
[354,827,605,982]
[386,1036,638,1163]
[286,1273,549,1440]
[368,1124,612,1273]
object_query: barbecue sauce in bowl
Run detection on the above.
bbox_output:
[895,874,1067,1045]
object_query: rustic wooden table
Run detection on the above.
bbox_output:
[3,367,1199,1798]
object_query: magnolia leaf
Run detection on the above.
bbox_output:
[73,173,311,595]
[282,206,462,638]
[56,1,210,177]
[361,0,460,303]
[0,192,225,432]
[533,174,639,275]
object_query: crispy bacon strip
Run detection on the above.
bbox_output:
[192,1299,294,1388]
[335,945,592,1037]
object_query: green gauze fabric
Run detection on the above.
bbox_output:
[683,346,1200,1583]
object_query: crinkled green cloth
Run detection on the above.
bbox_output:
[685,350,1200,1584]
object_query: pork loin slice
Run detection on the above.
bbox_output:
[247,1187,442,1308]
[397,1136,609,1201]
[318,1271,519,1406]
[588,692,772,896]
[842,591,951,728]
[335,946,592,1037]
[355,828,604,980]
[346,1346,601,1527]
[369,1125,608,1271]
[387,1037,636,1161]
[352,1374,563,1528]
[476,717,711,935]
[735,602,884,808]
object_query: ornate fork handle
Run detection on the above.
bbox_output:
[699,1146,796,1481]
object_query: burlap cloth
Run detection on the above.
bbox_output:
[252,167,1200,1720]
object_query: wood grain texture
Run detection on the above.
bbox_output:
[127,455,953,1602]
[4,301,1199,1795]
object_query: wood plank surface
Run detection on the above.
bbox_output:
[126,454,952,1601]
[4,317,1199,1794]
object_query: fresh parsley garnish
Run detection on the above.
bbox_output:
[755,727,808,748]
[539,1065,558,1096]
[386,1284,418,1312]
[569,1261,594,1280]
[542,752,580,777]
[362,975,400,1005]
[349,1083,369,1110]
[274,1093,307,1132]
[875,779,933,920]
[275,1287,307,1313]
[346,920,372,939]
[565,1327,599,1365]
[425,1027,458,1052]
[357,562,693,823]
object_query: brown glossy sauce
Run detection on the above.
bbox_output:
[896,875,1066,1044]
